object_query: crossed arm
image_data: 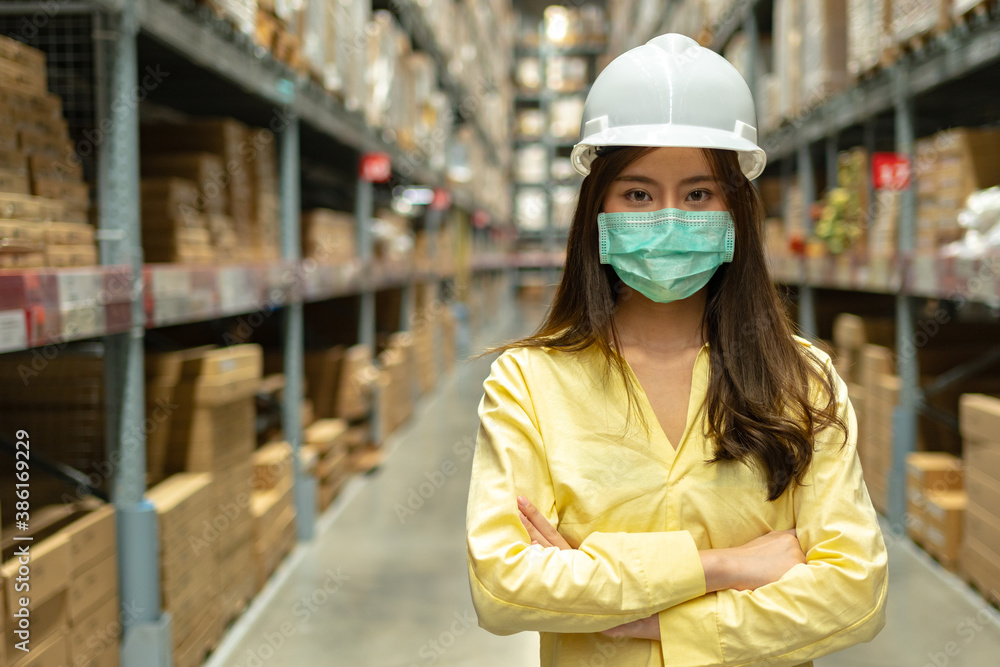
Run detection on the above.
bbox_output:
[466,352,888,664]
[516,495,807,641]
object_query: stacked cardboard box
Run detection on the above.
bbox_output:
[141,118,278,262]
[0,36,96,268]
[378,333,415,439]
[0,500,121,667]
[144,345,261,625]
[141,177,214,264]
[860,344,896,513]
[147,473,222,667]
[303,419,352,511]
[412,314,437,396]
[248,128,280,261]
[915,128,1000,249]
[250,442,297,590]
[336,344,377,422]
[141,152,240,262]
[301,209,356,262]
[958,395,1000,605]
[304,345,345,420]
[2,527,71,667]
[905,452,964,566]
[256,0,305,72]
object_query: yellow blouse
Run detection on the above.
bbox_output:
[465,339,887,666]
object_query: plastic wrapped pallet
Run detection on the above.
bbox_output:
[801,0,849,106]
[515,144,547,184]
[848,0,889,76]
[775,0,803,121]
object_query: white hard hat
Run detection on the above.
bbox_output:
[571,33,767,180]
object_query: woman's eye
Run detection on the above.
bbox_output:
[625,190,651,203]
[687,189,713,202]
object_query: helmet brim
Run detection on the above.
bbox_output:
[571,125,767,180]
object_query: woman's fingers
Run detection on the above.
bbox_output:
[518,511,551,547]
[600,615,660,640]
[517,496,572,550]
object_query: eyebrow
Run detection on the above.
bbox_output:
[613,174,716,186]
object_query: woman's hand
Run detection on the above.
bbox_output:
[517,496,571,549]
[702,529,806,593]
[517,496,658,641]
[601,615,660,641]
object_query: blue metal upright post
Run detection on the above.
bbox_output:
[890,67,920,525]
[279,109,315,540]
[95,6,171,666]
[797,143,817,339]
[355,172,379,442]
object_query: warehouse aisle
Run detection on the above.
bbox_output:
[206,298,540,667]
[205,298,1000,667]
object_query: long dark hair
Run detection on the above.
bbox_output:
[493,147,845,501]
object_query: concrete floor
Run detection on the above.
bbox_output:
[205,300,1000,667]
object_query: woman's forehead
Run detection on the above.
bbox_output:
[621,147,713,181]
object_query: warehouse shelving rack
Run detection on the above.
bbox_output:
[626,1,1000,528]
[0,1,515,664]
[511,30,602,286]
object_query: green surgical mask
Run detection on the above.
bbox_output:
[597,207,735,303]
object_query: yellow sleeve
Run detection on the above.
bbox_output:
[466,350,707,636]
[656,359,888,666]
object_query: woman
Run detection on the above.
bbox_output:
[465,34,888,666]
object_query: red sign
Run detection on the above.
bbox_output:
[430,188,452,211]
[872,152,911,190]
[471,210,490,229]
[359,152,392,182]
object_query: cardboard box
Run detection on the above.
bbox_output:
[906,452,963,496]
[923,490,965,566]
[146,474,214,538]
[304,347,345,419]
[966,501,1000,561]
[141,152,228,214]
[69,593,119,666]
[252,441,295,491]
[2,533,71,611]
[252,480,295,545]
[10,630,68,667]
[960,394,1000,448]
[960,535,1000,604]
[336,344,375,420]
[966,467,1000,525]
[5,589,68,660]
[68,552,117,622]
